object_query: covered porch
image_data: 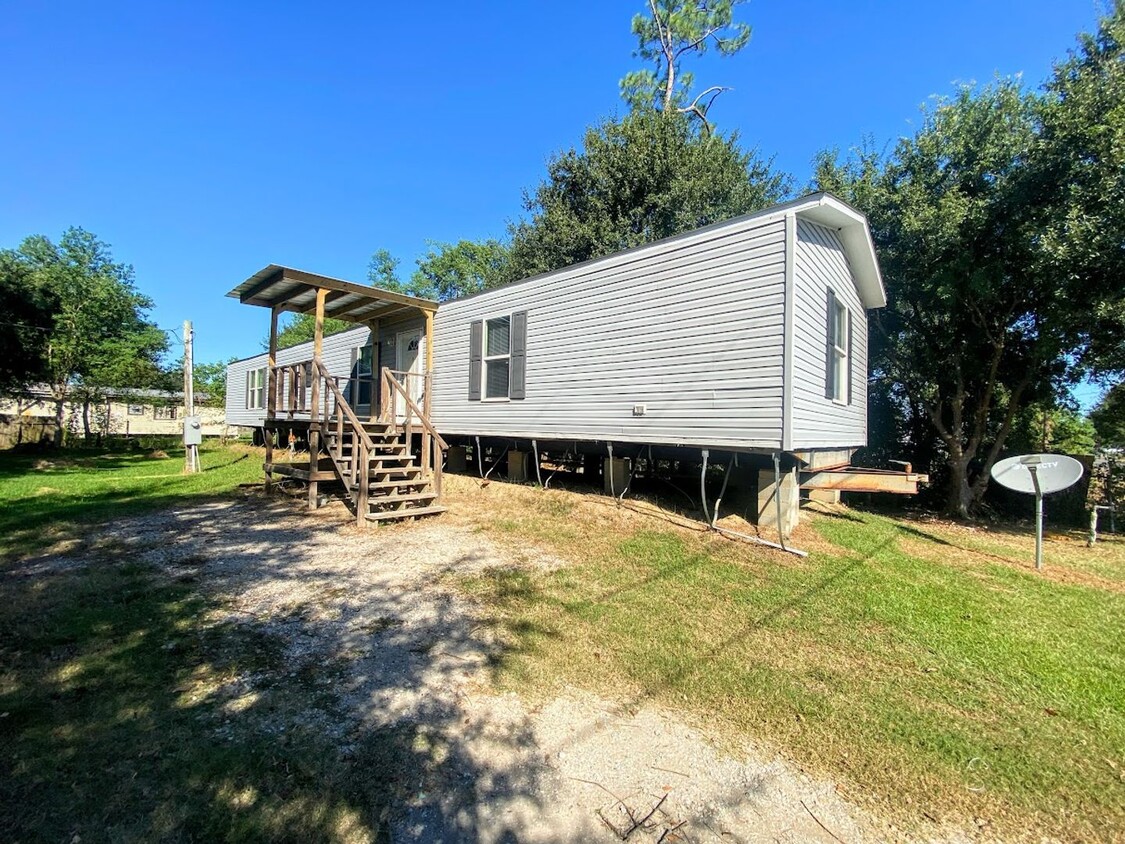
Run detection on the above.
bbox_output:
[227,265,447,523]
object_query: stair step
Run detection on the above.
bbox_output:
[369,491,438,505]
[335,454,414,464]
[371,467,423,477]
[327,434,402,445]
[368,479,429,490]
[365,505,447,522]
[334,448,409,462]
[347,479,433,491]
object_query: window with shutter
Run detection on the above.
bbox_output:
[825,290,849,404]
[484,316,511,399]
[356,345,373,406]
[470,312,528,401]
[468,321,483,401]
[510,311,527,400]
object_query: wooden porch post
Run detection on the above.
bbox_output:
[423,308,438,493]
[264,306,279,493]
[367,319,380,421]
[423,310,434,416]
[307,288,327,510]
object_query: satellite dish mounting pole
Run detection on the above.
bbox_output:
[1028,464,1043,571]
[992,453,1083,573]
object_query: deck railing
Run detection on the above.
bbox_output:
[268,361,435,424]
[266,358,445,502]
[311,359,378,522]
[379,366,446,497]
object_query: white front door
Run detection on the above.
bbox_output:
[395,330,425,422]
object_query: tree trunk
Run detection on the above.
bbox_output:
[946,455,973,519]
[967,375,1031,511]
[53,397,65,448]
[81,398,92,442]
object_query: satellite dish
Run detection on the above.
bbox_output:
[991,454,1084,495]
[991,453,1084,571]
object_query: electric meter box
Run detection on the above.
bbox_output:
[183,415,203,446]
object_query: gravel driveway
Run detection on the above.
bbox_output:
[65,491,883,843]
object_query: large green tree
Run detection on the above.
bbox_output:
[0,250,57,394]
[1031,0,1125,378]
[816,82,1073,515]
[408,239,510,302]
[621,0,751,132]
[506,109,790,281]
[815,4,1125,516]
[11,228,167,444]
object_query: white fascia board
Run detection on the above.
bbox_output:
[793,195,887,309]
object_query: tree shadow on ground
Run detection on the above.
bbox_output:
[0,495,573,843]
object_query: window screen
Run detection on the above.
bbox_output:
[484,316,511,399]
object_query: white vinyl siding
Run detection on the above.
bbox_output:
[431,214,789,450]
[790,219,867,448]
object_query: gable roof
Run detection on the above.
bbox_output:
[788,192,886,308]
[446,192,886,309]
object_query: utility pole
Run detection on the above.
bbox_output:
[183,320,201,473]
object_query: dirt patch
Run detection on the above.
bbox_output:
[33,458,74,470]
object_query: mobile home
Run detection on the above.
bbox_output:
[226,193,923,528]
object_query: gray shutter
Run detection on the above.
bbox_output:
[349,347,357,405]
[468,320,483,401]
[246,370,252,409]
[825,289,837,400]
[846,309,854,406]
[374,341,382,415]
[510,311,528,400]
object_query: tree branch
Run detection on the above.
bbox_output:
[677,86,730,133]
[673,26,722,60]
[966,336,1006,460]
[648,0,678,112]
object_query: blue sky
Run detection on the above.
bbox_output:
[0,1,1104,399]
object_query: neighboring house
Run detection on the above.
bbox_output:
[0,386,226,448]
[225,193,925,529]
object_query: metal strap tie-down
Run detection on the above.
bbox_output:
[532,439,544,487]
[701,448,806,557]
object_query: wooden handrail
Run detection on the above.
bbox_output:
[381,367,448,451]
[314,359,377,453]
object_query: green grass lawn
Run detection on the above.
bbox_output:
[0,441,398,843]
[0,441,264,560]
[454,478,1125,842]
[1,450,1122,841]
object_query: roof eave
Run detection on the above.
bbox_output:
[792,194,887,309]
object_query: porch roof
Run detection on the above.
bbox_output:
[226,265,437,323]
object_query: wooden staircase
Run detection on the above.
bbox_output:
[313,359,447,525]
